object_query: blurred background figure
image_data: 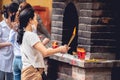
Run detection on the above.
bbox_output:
[0,2,19,80]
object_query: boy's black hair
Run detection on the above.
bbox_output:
[1,2,19,19]
[9,2,19,13]
[0,5,9,18]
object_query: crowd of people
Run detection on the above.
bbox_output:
[0,1,69,80]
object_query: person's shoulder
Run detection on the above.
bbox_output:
[0,20,7,28]
[25,31,37,36]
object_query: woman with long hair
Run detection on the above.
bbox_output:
[17,8,69,80]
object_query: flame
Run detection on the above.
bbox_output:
[52,41,58,46]
[77,47,85,52]
[67,26,76,46]
[73,27,76,35]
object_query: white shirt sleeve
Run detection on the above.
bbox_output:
[0,25,2,42]
[27,32,41,47]
[0,25,2,37]
[8,29,16,44]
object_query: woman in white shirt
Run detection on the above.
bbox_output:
[17,8,69,80]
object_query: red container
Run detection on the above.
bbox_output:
[52,45,58,49]
[77,52,86,59]
[77,47,86,59]
[52,41,58,49]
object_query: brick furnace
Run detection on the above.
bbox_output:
[47,0,120,80]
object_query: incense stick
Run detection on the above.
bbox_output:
[67,27,76,46]
[62,27,76,57]
[67,35,75,46]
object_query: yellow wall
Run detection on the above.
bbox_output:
[0,0,52,21]
[2,0,52,8]
[27,0,52,16]
[2,0,11,5]
[1,0,52,16]
[26,0,52,11]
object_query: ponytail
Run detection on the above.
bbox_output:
[17,8,34,45]
[17,25,25,45]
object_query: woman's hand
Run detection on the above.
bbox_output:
[6,42,12,46]
[0,42,12,48]
[42,38,50,45]
[59,45,70,53]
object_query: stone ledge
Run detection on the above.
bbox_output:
[49,53,120,68]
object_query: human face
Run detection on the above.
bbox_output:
[15,11,19,23]
[30,13,38,32]
[34,13,38,26]
[32,13,38,28]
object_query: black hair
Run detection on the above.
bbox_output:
[17,8,34,44]
[0,5,9,18]
[19,2,32,12]
[0,2,19,19]
[9,2,19,13]
[9,2,19,22]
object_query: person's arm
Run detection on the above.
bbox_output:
[29,32,69,57]
[8,29,16,45]
[0,42,12,48]
[42,38,50,45]
[33,41,69,57]
[0,24,12,48]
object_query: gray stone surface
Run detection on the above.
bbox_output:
[52,2,65,9]
[52,8,64,15]
[49,53,117,68]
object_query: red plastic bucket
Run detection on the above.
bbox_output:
[77,47,86,59]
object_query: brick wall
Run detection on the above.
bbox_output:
[48,0,119,80]
[47,58,113,80]
[51,0,116,59]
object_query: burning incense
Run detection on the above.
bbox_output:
[62,26,76,57]
[67,27,76,46]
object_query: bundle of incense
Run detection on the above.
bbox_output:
[62,27,76,57]
[67,27,76,46]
